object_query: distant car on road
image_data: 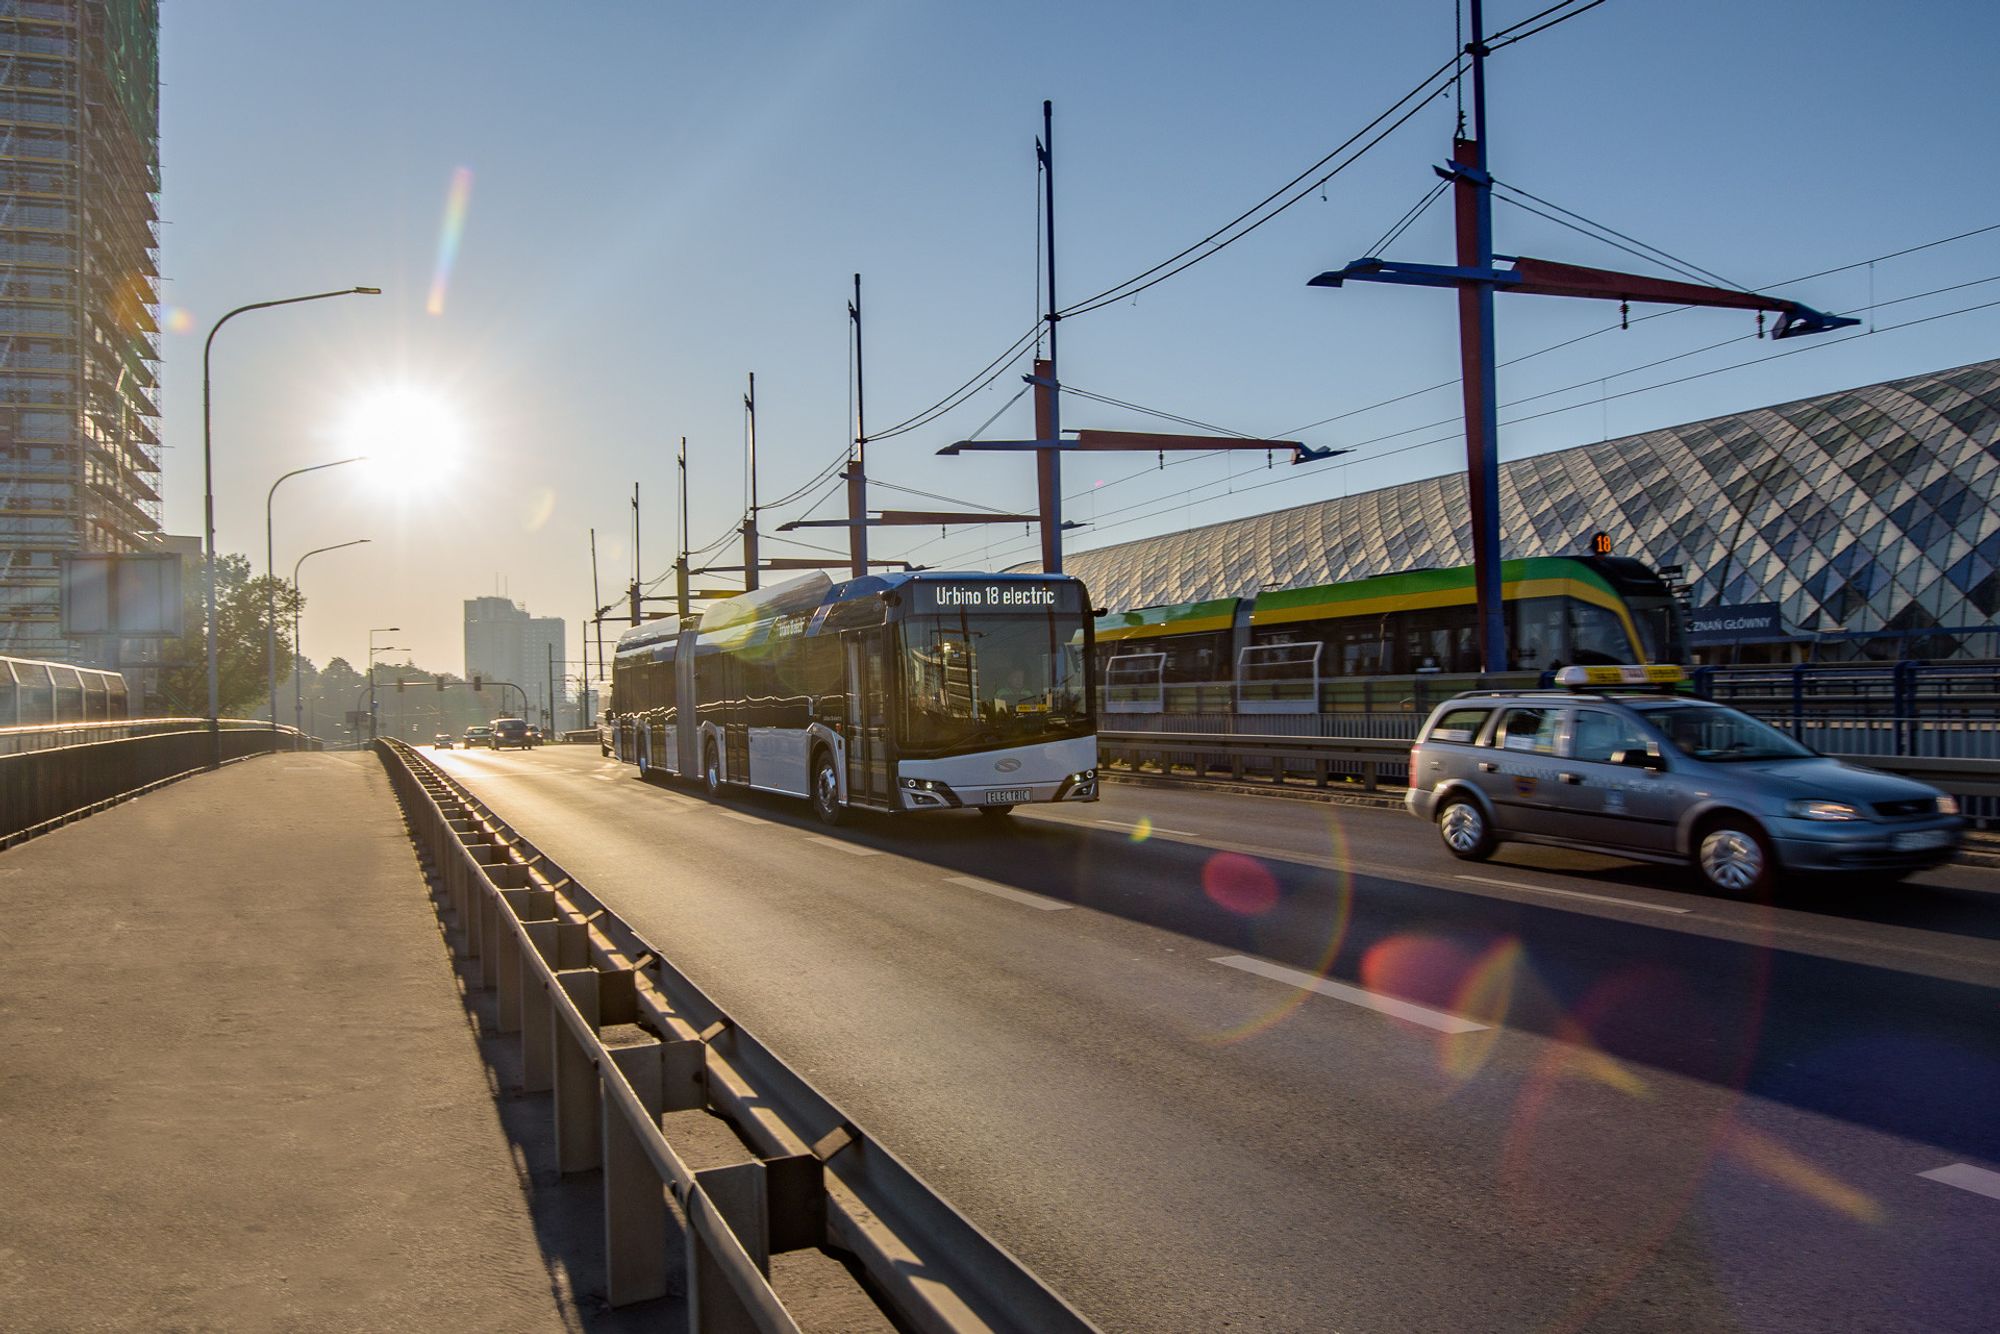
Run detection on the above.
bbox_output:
[463,725,495,749]
[1406,665,1963,896]
[492,717,534,750]
[433,733,453,750]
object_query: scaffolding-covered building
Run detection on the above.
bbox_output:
[0,0,161,663]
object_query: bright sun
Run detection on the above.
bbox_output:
[340,385,464,485]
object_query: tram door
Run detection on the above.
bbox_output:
[844,628,893,806]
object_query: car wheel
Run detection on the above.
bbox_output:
[704,741,722,798]
[811,751,844,826]
[1695,818,1773,897]
[1437,795,1495,860]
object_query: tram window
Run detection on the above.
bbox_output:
[1509,598,1566,670]
[1568,601,1633,665]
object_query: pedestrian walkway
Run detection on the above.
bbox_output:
[0,751,603,1332]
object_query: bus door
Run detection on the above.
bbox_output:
[844,628,893,806]
[723,655,750,782]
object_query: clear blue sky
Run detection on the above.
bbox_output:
[156,0,2000,676]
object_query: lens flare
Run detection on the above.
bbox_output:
[525,486,557,532]
[1441,936,1523,1082]
[426,166,475,317]
[1721,1123,1881,1223]
[1206,809,1357,1045]
[163,306,194,335]
[1128,815,1152,842]
[1202,851,1278,916]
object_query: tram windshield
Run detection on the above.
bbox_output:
[899,611,1092,755]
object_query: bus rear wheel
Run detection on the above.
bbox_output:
[811,751,844,826]
[704,740,722,798]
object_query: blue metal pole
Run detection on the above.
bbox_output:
[1456,0,1506,674]
[1038,99,1063,575]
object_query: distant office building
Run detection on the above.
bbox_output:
[1047,358,2000,662]
[463,596,566,720]
[0,1,162,662]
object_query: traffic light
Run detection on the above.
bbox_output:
[472,675,483,692]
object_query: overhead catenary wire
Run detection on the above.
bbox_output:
[1490,177,1743,290]
[843,11,1618,455]
[1279,221,2000,438]
[1056,55,1466,321]
[1486,0,1610,51]
[915,287,2000,573]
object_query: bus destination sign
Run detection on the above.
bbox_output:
[909,580,1082,616]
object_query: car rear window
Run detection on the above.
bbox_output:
[1424,706,1491,744]
[1494,707,1560,754]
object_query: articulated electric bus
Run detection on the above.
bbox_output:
[609,571,1099,823]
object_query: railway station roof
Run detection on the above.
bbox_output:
[1032,357,2000,643]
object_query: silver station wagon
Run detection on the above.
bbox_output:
[1406,666,1963,895]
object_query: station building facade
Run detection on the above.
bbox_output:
[1052,357,2000,662]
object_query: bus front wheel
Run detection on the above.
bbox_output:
[811,751,844,827]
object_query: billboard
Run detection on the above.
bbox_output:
[60,553,184,637]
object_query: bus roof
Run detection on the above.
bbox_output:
[614,569,1088,658]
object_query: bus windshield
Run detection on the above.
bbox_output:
[899,611,1091,755]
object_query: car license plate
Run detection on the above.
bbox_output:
[1891,829,1953,852]
[983,788,1032,806]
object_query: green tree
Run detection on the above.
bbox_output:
[151,553,305,717]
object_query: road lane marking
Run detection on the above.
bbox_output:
[1210,954,1490,1034]
[1454,874,1691,915]
[1094,817,1198,837]
[943,875,1073,911]
[1919,1163,2000,1201]
[803,835,882,856]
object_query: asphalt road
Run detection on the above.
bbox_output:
[430,743,2000,1333]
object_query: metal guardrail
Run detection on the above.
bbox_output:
[375,739,1097,1334]
[1097,729,2000,803]
[0,719,310,847]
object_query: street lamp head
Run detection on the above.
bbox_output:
[353,287,383,295]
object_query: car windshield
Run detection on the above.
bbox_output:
[899,611,1092,756]
[1638,703,1813,762]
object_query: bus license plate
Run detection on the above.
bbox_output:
[983,788,1032,806]
[1891,829,1953,852]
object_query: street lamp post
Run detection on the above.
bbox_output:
[204,286,380,764]
[267,457,366,732]
[291,539,368,736]
[367,626,402,743]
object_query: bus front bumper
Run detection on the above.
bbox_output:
[896,735,1102,810]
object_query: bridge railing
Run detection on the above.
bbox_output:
[0,719,310,847]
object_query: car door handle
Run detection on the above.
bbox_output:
[1477,761,1499,773]
[1558,772,1583,784]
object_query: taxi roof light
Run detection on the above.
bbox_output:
[1555,663,1685,690]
